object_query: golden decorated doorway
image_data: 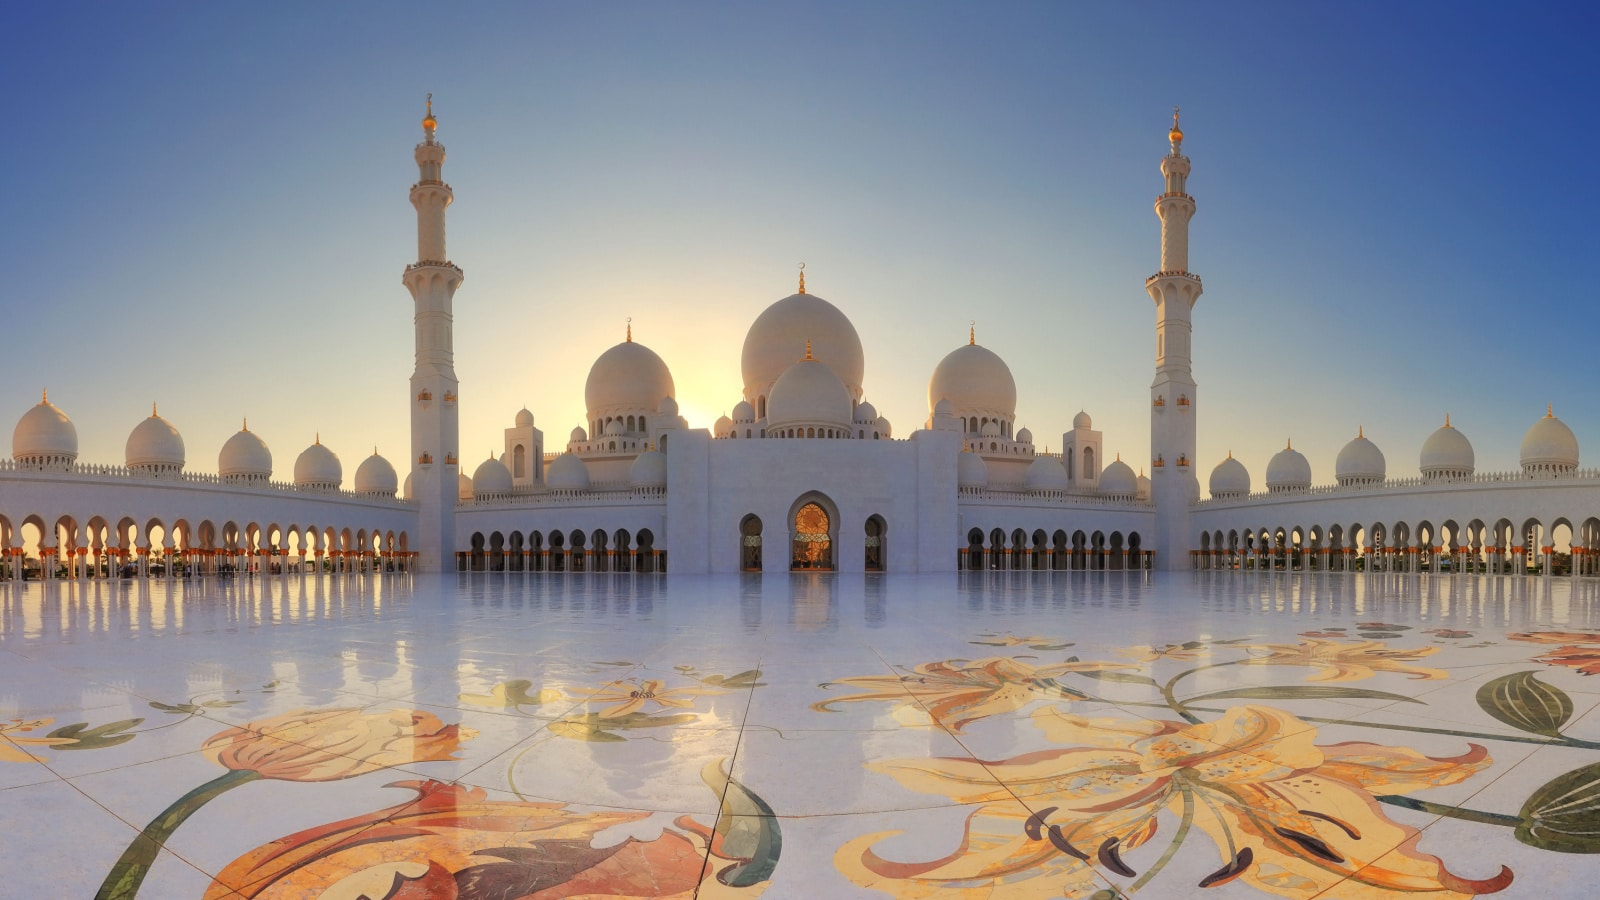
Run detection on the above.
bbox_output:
[791,502,833,570]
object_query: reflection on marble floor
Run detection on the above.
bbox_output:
[4,572,1600,898]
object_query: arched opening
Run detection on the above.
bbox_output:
[1083,447,1097,480]
[865,515,886,572]
[637,529,656,573]
[613,529,632,572]
[469,532,486,572]
[965,527,984,570]
[1051,529,1068,570]
[513,444,526,478]
[549,530,565,572]
[592,528,609,572]
[1128,532,1143,568]
[741,515,763,571]
[569,529,587,572]
[791,500,834,571]
[989,527,1007,570]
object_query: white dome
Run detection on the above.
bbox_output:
[1335,430,1385,485]
[766,358,852,430]
[742,292,865,406]
[732,400,756,423]
[1016,426,1033,444]
[1025,455,1069,491]
[932,398,954,418]
[402,472,412,501]
[605,418,627,436]
[630,449,667,488]
[979,419,1000,437]
[1072,410,1093,430]
[928,342,1017,422]
[457,472,474,502]
[570,425,588,444]
[1265,442,1312,492]
[1100,458,1138,498]
[472,456,512,496]
[514,408,534,428]
[547,452,590,490]
[126,407,186,471]
[13,393,78,464]
[584,339,676,423]
[874,415,892,439]
[1209,455,1251,498]
[714,415,733,437]
[354,452,398,496]
[1420,418,1474,479]
[854,400,878,424]
[293,440,341,488]
[1136,473,1151,501]
[218,425,271,479]
[957,450,988,488]
[658,396,679,416]
[1521,407,1579,473]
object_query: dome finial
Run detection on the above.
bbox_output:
[969,321,976,346]
[804,338,814,361]
[1547,403,1555,418]
[626,316,632,343]
[41,387,47,403]
[1358,424,1364,439]
[798,262,806,294]
[315,432,321,445]
[1445,412,1451,428]
[1116,452,1121,462]
[1286,437,1292,451]
[151,402,158,418]
[242,417,248,432]
[1227,448,1232,459]
[1169,105,1184,152]
[422,93,437,138]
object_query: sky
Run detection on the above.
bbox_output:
[3,2,1598,489]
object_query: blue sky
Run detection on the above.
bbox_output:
[3,2,1597,486]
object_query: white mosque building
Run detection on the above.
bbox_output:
[5,104,1600,579]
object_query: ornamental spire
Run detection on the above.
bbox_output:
[804,339,814,361]
[1168,105,1183,154]
[969,321,975,346]
[422,93,437,142]
[626,317,632,343]
[798,262,806,294]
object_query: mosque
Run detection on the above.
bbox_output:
[5,103,1599,579]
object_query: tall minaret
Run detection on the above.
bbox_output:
[1147,108,1202,571]
[405,95,463,572]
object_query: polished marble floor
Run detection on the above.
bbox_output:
[5,571,1600,898]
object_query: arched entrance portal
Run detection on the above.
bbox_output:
[791,502,833,571]
[741,515,763,571]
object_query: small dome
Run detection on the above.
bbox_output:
[714,415,733,436]
[658,395,679,416]
[932,398,955,418]
[1025,455,1069,491]
[1265,441,1312,492]
[1209,454,1251,498]
[402,472,413,501]
[1073,410,1093,430]
[126,407,186,471]
[1420,417,1474,480]
[1521,406,1579,474]
[630,449,667,488]
[766,357,852,430]
[293,439,341,488]
[1016,426,1033,445]
[1100,458,1138,498]
[853,400,878,424]
[979,420,1000,437]
[218,424,272,480]
[457,471,474,502]
[732,400,756,423]
[874,415,892,439]
[1136,472,1151,501]
[584,340,676,424]
[13,392,78,465]
[354,451,398,496]
[1335,429,1385,486]
[473,456,513,496]
[605,418,627,437]
[742,291,865,406]
[928,341,1017,423]
[547,452,590,491]
[570,425,588,444]
[514,408,534,428]
[957,450,988,488]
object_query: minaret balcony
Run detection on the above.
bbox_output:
[1145,270,1202,288]
[1157,191,1193,202]
[405,260,463,274]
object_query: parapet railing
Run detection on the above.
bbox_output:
[960,486,1152,509]
[463,484,667,508]
[0,459,410,506]
[1194,467,1600,507]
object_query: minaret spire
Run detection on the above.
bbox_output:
[404,94,464,572]
[1148,107,1203,572]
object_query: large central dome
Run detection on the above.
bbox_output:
[584,339,676,424]
[741,292,864,411]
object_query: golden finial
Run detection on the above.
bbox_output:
[422,93,436,133]
[1169,105,1184,151]
[41,387,47,403]
[242,417,249,432]
[969,321,975,346]
[1358,425,1364,439]
[1286,437,1292,451]
[1116,452,1122,462]
[315,432,321,445]
[1445,413,1451,428]
[798,262,806,294]
[1547,403,1555,418]
[804,339,814,361]
[626,317,632,343]
[152,402,158,417]
[1227,449,1233,459]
